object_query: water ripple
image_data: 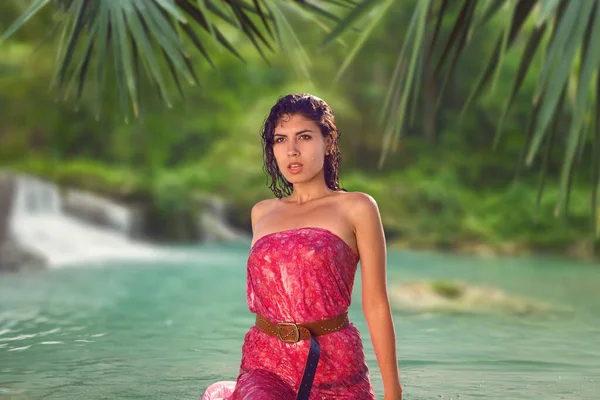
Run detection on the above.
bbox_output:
[7,345,31,352]
[0,334,37,342]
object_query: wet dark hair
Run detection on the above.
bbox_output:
[260,93,344,198]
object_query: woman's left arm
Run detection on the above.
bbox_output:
[350,193,402,399]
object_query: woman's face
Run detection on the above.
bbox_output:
[272,113,330,186]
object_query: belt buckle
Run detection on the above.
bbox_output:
[276,322,300,343]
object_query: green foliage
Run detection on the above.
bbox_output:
[1,0,599,256]
[344,165,595,254]
[430,281,465,299]
[0,0,353,119]
[5,158,142,198]
[326,0,600,232]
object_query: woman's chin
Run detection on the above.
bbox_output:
[284,177,300,185]
[284,174,309,185]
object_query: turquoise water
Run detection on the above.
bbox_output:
[0,244,599,399]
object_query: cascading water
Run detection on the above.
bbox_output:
[7,174,163,267]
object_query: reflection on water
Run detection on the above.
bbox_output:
[0,243,598,399]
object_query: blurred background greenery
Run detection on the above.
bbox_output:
[1,0,599,259]
[2,3,600,398]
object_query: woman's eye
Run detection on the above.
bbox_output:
[300,135,311,140]
[275,137,284,143]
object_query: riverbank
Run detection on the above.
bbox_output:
[390,237,598,261]
[3,159,598,262]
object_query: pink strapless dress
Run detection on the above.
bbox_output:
[202,227,375,400]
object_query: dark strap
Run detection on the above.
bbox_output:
[295,334,320,400]
[253,312,349,400]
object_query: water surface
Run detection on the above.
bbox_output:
[0,244,598,399]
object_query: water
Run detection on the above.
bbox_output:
[0,244,599,399]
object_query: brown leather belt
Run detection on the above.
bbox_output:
[255,312,349,343]
[254,312,349,400]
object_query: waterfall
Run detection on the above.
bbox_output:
[8,175,163,267]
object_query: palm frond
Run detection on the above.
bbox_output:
[325,0,600,234]
[5,0,600,234]
[0,0,347,118]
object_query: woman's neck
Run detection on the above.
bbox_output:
[285,183,334,205]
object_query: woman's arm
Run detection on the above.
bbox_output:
[349,193,402,399]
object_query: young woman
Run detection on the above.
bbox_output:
[202,94,402,400]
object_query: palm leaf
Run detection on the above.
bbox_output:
[528,1,595,168]
[6,0,600,235]
[334,0,394,82]
[1,0,347,116]
[460,0,537,121]
[321,0,600,233]
[379,0,431,167]
[426,0,448,62]
[434,0,476,111]
[0,0,51,41]
[494,23,547,148]
[431,0,475,82]
[474,0,507,28]
[534,88,563,216]
[320,0,381,47]
[593,74,600,235]
[555,2,600,214]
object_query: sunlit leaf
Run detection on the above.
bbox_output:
[333,0,394,81]
[536,0,560,26]
[528,1,595,165]
[534,89,563,215]
[475,0,507,28]
[593,75,600,235]
[460,0,537,120]
[494,23,547,147]
[0,0,51,42]
[379,0,431,167]
[320,0,381,47]
[555,3,600,214]
[536,0,582,99]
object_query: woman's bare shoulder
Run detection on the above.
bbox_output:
[337,191,378,207]
[336,191,381,225]
[250,198,279,228]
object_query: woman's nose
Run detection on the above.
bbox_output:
[287,141,299,156]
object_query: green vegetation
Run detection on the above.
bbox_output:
[429,282,465,300]
[1,1,599,258]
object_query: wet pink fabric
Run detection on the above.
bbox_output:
[202,227,375,400]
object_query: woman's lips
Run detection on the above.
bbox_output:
[288,163,303,174]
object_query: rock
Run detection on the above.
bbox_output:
[62,189,142,236]
[0,171,15,244]
[198,212,249,242]
[566,240,596,260]
[0,237,47,273]
[429,281,465,299]
[192,193,250,242]
[390,280,572,316]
